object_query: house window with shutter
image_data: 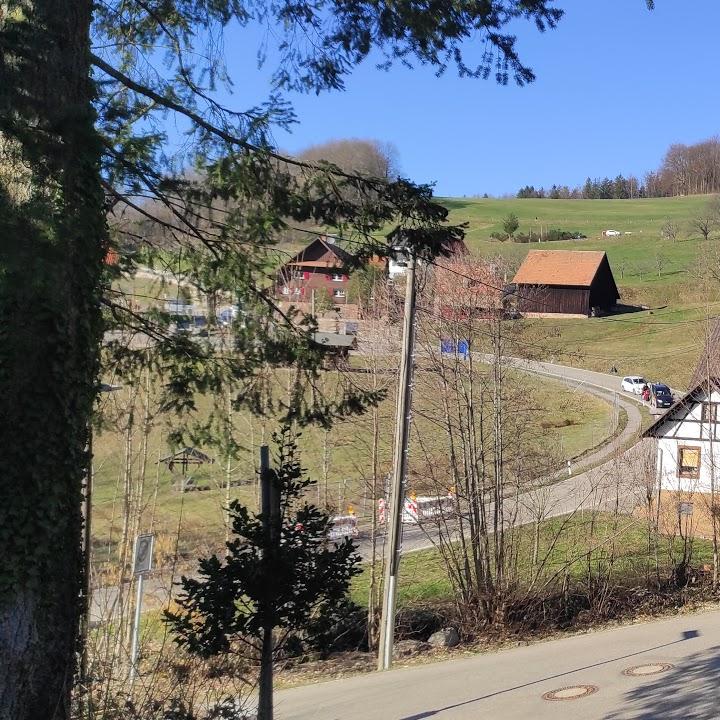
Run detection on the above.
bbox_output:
[678,446,701,479]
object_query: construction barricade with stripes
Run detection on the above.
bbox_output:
[328,510,359,539]
[379,492,455,525]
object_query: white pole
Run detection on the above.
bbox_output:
[377,254,417,671]
[129,573,145,684]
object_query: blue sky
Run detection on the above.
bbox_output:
[217,2,720,197]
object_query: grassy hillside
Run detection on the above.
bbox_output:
[441,195,711,242]
[438,196,719,388]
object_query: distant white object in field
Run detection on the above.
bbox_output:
[603,229,621,237]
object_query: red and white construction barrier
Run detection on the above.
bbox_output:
[328,513,359,539]
[379,492,456,525]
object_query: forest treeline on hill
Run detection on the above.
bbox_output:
[517,136,720,200]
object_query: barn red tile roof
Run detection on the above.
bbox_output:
[512,250,608,287]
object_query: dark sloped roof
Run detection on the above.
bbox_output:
[643,383,704,438]
[643,319,720,438]
[390,234,469,257]
[512,250,608,287]
[643,318,720,437]
[440,238,469,256]
[285,236,354,267]
[159,447,215,465]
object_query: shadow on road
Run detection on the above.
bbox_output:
[400,631,701,720]
[604,642,720,720]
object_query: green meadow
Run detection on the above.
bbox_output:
[350,512,716,608]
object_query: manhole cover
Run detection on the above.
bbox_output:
[623,663,674,677]
[542,685,598,701]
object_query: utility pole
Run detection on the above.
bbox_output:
[377,254,418,671]
[258,445,280,720]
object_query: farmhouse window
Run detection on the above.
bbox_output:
[702,403,718,423]
[331,273,344,282]
[678,446,701,479]
[333,289,346,298]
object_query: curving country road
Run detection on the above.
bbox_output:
[269,364,687,720]
[361,357,649,558]
[90,360,655,622]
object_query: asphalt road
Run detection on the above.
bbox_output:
[275,606,720,720]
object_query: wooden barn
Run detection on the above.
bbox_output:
[511,250,620,318]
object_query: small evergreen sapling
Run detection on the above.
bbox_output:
[502,212,520,239]
[166,426,361,718]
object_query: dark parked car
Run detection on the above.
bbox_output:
[650,383,673,409]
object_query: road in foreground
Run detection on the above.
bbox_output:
[276,607,720,720]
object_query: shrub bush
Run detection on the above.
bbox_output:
[513,229,587,243]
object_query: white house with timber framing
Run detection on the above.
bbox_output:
[643,381,720,493]
[643,318,720,497]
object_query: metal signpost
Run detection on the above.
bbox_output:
[129,532,154,684]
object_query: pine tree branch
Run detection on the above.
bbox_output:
[91,52,389,189]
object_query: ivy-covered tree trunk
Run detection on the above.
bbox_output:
[0,1,105,718]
